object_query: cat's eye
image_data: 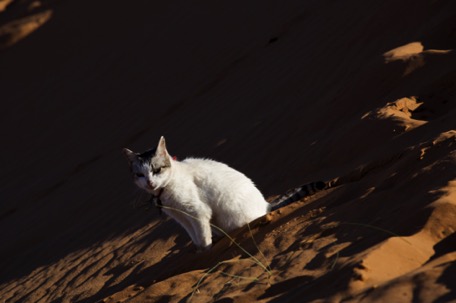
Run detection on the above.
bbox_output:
[135,173,145,178]
[152,167,162,174]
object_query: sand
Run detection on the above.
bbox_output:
[0,0,455,302]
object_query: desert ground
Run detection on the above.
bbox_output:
[0,0,455,302]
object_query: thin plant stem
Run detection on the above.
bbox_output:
[341,222,412,245]
[159,204,271,275]
[330,251,339,270]
[247,222,272,272]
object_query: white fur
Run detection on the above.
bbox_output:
[124,138,270,251]
[160,158,269,250]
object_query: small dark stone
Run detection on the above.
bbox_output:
[268,37,279,44]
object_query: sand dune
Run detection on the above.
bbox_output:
[1,0,455,302]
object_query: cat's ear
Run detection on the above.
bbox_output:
[156,136,170,158]
[122,148,137,165]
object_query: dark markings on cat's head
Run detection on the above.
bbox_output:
[138,148,157,162]
[122,137,172,188]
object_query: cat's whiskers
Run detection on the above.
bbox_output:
[130,188,151,209]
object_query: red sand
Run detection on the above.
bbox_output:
[1,0,455,302]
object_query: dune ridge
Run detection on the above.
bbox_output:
[1,0,455,302]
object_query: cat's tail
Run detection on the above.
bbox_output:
[268,181,330,212]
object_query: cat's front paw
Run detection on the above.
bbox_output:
[195,243,212,253]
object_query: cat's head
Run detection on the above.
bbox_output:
[123,136,173,193]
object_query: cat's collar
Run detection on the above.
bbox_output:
[150,188,164,215]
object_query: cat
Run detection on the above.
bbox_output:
[123,136,270,251]
[123,136,327,251]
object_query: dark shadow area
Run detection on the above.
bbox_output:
[259,275,314,299]
[428,232,456,263]
[259,266,355,303]
[435,261,456,303]
[1,0,456,302]
[0,0,59,49]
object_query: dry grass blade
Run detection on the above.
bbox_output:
[157,205,272,302]
[341,222,413,245]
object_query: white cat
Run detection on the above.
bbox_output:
[123,136,270,251]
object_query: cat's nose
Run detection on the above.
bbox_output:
[147,180,154,188]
